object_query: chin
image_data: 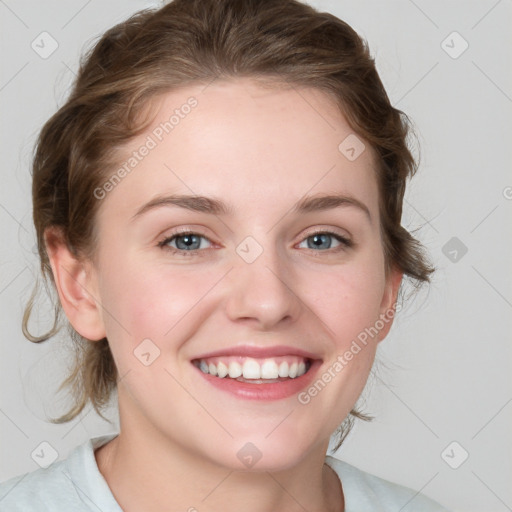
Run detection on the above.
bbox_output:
[203,434,321,473]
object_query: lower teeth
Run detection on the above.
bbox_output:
[234,377,289,384]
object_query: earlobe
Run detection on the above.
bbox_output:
[376,267,403,343]
[44,227,106,341]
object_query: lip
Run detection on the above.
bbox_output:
[191,345,323,401]
[192,345,321,361]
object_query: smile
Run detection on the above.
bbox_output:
[191,347,322,400]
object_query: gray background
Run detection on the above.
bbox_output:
[1,1,511,510]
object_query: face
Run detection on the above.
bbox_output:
[75,78,401,470]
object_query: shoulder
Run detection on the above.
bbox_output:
[0,458,80,512]
[325,456,451,512]
[0,433,120,512]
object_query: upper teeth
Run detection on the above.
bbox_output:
[197,357,308,379]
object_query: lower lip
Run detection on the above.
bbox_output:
[193,360,322,401]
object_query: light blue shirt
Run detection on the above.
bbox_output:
[0,433,449,511]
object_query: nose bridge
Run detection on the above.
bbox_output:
[224,233,301,328]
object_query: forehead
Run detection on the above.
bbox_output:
[100,78,379,222]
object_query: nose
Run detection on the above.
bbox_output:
[224,241,302,330]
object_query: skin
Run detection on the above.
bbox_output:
[45,77,402,512]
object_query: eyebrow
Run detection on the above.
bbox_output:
[131,192,371,222]
[292,193,371,220]
[131,194,232,221]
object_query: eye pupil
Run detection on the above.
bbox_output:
[176,234,200,250]
[309,233,331,250]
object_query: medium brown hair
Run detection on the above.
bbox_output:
[23,0,433,450]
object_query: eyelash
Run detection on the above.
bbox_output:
[157,229,353,257]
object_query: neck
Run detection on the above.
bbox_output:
[95,419,343,512]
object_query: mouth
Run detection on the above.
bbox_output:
[191,347,321,400]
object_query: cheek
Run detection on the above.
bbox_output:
[309,259,387,346]
[98,261,214,355]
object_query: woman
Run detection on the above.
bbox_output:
[0,1,449,510]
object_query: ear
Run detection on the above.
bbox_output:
[376,266,403,343]
[44,227,106,341]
